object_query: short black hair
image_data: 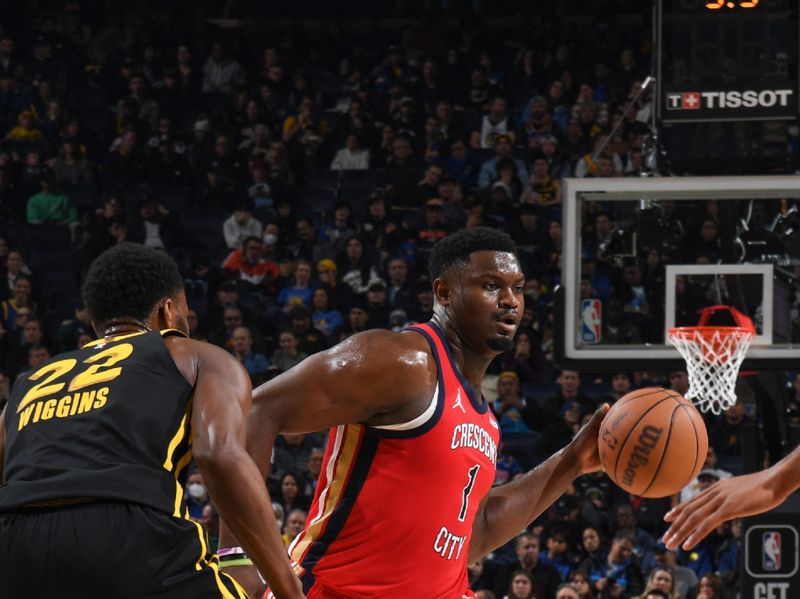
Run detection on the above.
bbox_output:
[428,227,517,280]
[82,243,184,328]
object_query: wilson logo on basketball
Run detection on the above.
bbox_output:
[621,425,663,487]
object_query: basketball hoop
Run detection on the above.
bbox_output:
[667,306,755,415]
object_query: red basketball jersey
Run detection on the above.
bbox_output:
[287,322,500,598]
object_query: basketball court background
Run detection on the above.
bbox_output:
[554,2,800,592]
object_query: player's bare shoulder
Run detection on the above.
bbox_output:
[325,328,437,394]
[162,334,248,387]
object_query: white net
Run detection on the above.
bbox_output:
[667,327,754,415]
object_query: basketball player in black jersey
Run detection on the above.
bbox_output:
[0,244,302,599]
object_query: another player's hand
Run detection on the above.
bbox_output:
[567,403,609,476]
[663,469,784,550]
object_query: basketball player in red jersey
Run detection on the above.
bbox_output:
[223,227,609,598]
[664,444,800,551]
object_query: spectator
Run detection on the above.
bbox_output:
[540,526,577,582]
[568,571,595,599]
[365,278,390,329]
[468,556,496,593]
[478,135,528,190]
[282,508,308,549]
[116,73,159,133]
[413,197,452,253]
[319,201,357,255]
[472,95,516,149]
[103,130,148,185]
[360,195,406,258]
[51,140,93,187]
[544,370,593,424]
[202,43,246,94]
[709,397,752,474]
[695,574,725,599]
[638,568,679,599]
[385,256,415,312]
[289,305,327,355]
[127,194,177,249]
[502,329,545,383]
[503,570,536,599]
[492,371,539,433]
[273,433,318,479]
[223,202,263,250]
[677,446,731,505]
[614,504,657,569]
[1,275,36,331]
[338,236,378,295]
[586,532,644,599]
[282,95,328,165]
[82,216,127,263]
[668,370,690,396]
[230,325,269,383]
[494,533,561,599]
[649,545,697,599]
[330,133,369,170]
[275,471,311,516]
[55,304,93,353]
[441,138,478,188]
[556,583,581,599]
[26,173,77,224]
[208,305,245,351]
[7,110,43,141]
[1,251,31,300]
[184,468,211,520]
[271,329,307,373]
[277,259,314,310]
[311,287,343,342]
[221,235,279,287]
[316,258,353,312]
[340,298,370,340]
[542,400,585,456]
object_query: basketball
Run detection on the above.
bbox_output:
[598,388,708,498]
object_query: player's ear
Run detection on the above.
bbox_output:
[433,276,450,307]
[158,297,177,330]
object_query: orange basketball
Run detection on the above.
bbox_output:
[598,387,708,498]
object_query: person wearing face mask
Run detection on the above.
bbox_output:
[185,469,210,519]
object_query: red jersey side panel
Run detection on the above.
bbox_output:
[288,322,500,598]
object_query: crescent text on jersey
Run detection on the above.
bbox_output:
[450,422,497,465]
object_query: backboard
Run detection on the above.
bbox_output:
[556,176,800,372]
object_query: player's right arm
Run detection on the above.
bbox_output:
[246,329,436,475]
[664,444,800,550]
[217,330,434,591]
[181,339,304,599]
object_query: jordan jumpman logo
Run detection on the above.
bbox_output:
[452,388,466,414]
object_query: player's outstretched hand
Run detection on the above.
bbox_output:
[663,469,784,550]
[567,403,610,476]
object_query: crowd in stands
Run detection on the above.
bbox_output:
[0,3,786,597]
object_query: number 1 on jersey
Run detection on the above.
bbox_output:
[458,464,480,522]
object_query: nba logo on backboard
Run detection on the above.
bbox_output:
[581,299,602,344]
[763,532,782,571]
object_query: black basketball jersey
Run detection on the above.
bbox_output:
[0,330,195,514]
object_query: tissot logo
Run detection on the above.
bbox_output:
[667,89,794,110]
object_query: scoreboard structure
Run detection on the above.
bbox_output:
[657,0,799,123]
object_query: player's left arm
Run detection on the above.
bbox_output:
[188,341,303,599]
[468,404,608,562]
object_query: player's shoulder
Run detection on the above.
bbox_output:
[323,328,435,383]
